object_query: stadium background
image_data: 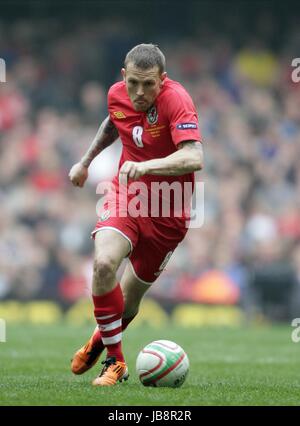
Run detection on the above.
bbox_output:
[1,0,300,328]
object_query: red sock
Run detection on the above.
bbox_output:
[91,315,136,353]
[93,284,125,362]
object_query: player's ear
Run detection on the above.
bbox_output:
[160,72,167,86]
[121,68,126,80]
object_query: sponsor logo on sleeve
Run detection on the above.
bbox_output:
[176,123,198,130]
[113,111,126,119]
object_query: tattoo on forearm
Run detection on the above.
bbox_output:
[103,119,119,139]
[81,117,119,167]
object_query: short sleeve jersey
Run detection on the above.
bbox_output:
[107,77,202,224]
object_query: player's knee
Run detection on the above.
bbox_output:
[93,256,117,281]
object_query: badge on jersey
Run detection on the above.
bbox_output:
[176,122,198,130]
[154,251,173,277]
[113,111,126,119]
[147,105,158,125]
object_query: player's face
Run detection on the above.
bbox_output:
[122,63,167,112]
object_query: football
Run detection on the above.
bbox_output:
[136,340,189,387]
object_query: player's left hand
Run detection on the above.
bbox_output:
[119,161,147,185]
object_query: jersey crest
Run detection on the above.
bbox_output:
[146,105,158,125]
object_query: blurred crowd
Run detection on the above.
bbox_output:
[1,17,300,320]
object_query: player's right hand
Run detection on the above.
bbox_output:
[68,162,88,188]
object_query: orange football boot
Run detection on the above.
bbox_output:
[71,327,103,375]
[92,356,129,386]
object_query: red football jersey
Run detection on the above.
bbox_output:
[107,77,202,226]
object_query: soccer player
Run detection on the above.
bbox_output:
[68,44,203,386]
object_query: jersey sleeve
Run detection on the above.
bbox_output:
[166,88,202,147]
[107,85,116,122]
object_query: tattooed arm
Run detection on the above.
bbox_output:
[80,116,119,168]
[119,141,203,184]
[69,116,119,187]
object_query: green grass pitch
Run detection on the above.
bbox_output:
[0,323,299,406]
